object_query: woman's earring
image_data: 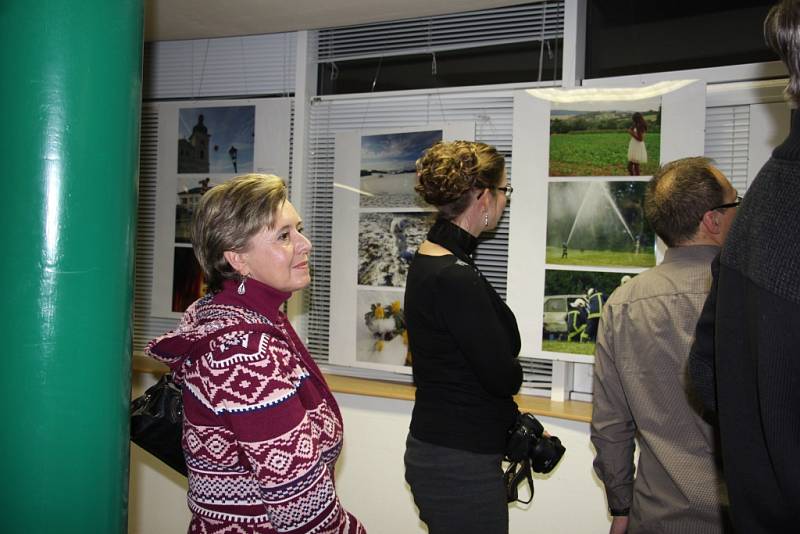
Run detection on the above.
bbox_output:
[237,274,248,295]
[484,211,489,227]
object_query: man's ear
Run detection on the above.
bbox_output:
[700,210,721,235]
[223,250,248,275]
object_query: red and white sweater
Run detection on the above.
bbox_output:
[146,278,365,534]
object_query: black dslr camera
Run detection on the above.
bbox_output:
[504,412,566,503]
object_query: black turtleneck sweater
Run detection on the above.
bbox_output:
[405,219,523,454]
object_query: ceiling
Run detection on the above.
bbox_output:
[144,0,528,41]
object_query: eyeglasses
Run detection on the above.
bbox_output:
[496,185,514,199]
[709,195,742,211]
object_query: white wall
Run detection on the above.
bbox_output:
[129,374,611,533]
[333,393,611,534]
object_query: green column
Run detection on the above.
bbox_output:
[0,0,143,531]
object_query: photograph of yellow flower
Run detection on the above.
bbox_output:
[356,289,410,366]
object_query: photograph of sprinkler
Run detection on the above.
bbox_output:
[545,180,655,268]
[542,268,636,356]
[549,97,661,177]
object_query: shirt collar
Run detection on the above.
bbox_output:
[662,244,720,264]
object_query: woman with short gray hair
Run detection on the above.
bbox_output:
[146,174,365,533]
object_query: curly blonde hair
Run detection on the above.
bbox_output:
[415,140,506,220]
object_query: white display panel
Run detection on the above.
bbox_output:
[150,98,292,319]
[329,123,475,373]
[507,81,706,363]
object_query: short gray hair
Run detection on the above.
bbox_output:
[191,174,288,292]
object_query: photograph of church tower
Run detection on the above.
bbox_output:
[177,105,255,174]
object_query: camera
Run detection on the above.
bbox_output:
[504,412,566,503]
[505,412,565,473]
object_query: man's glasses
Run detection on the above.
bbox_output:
[709,195,742,211]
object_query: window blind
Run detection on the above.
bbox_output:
[133,106,179,351]
[317,1,565,63]
[705,105,751,192]
[143,32,297,99]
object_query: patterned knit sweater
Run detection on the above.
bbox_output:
[146,278,365,534]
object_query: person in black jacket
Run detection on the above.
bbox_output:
[403,140,524,534]
[689,1,800,531]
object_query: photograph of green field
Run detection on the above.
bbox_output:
[546,181,655,268]
[541,269,636,356]
[549,97,661,177]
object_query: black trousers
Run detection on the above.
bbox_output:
[404,433,508,534]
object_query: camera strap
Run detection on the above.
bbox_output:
[503,457,534,504]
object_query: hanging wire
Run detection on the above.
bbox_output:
[427,17,447,124]
[239,36,250,96]
[370,56,383,92]
[537,1,548,83]
[283,32,291,97]
[358,56,383,129]
[553,36,560,86]
[197,38,211,97]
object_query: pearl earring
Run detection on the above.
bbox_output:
[484,212,489,227]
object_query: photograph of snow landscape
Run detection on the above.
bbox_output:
[358,212,431,287]
[545,180,655,268]
[359,129,442,208]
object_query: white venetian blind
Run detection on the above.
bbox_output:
[133,106,179,351]
[704,105,751,192]
[143,32,297,99]
[317,1,565,63]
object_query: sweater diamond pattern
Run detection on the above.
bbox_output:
[147,290,365,533]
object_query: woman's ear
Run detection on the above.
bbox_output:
[477,187,492,209]
[223,250,248,275]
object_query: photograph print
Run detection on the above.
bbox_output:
[549,96,661,177]
[542,268,637,356]
[178,105,255,174]
[356,288,410,368]
[172,245,205,313]
[546,180,655,268]
[358,212,431,287]
[360,129,442,208]
[174,176,225,243]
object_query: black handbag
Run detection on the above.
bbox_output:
[130,373,188,476]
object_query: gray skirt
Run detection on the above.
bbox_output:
[404,433,508,534]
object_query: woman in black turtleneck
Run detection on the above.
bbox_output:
[404,141,523,534]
